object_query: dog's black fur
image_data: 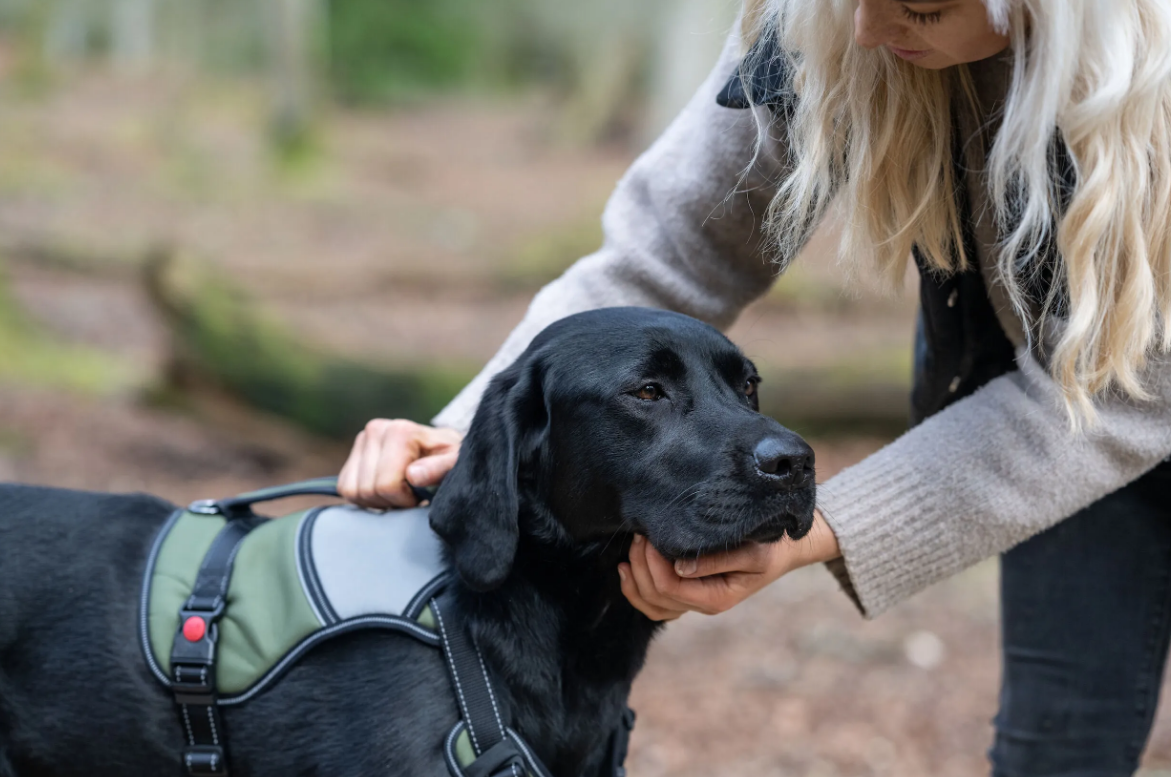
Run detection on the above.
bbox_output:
[0,307,815,777]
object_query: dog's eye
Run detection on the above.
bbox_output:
[745,378,760,397]
[633,383,665,401]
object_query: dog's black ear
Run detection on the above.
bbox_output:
[429,360,546,592]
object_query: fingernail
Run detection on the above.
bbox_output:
[632,535,643,546]
[618,566,627,582]
[406,463,425,481]
[675,559,698,576]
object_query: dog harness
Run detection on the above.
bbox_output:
[139,478,634,777]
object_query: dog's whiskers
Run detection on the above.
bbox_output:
[598,528,626,558]
[663,484,706,513]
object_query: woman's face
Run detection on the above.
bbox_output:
[854,0,1010,69]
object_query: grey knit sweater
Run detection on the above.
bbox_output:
[432,22,1171,618]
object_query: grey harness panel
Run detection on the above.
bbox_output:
[307,505,445,622]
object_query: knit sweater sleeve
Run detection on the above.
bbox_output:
[431,23,787,433]
[817,346,1171,618]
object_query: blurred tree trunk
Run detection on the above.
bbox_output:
[110,0,155,74]
[143,252,471,438]
[642,0,737,143]
[262,0,324,161]
[43,0,95,65]
[536,0,734,148]
[544,0,658,146]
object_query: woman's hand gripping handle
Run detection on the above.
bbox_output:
[338,419,463,509]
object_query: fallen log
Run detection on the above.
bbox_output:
[143,249,471,440]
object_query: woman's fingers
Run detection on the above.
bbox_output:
[673,541,773,578]
[355,422,403,507]
[643,542,739,614]
[337,430,366,502]
[405,451,456,488]
[627,533,707,613]
[339,420,463,509]
[405,429,463,486]
[618,562,684,621]
[415,425,464,457]
[619,534,799,619]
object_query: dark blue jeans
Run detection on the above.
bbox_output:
[990,460,1171,776]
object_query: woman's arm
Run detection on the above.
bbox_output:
[817,347,1171,617]
[431,21,789,433]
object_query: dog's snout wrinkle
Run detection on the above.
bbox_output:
[753,436,814,490]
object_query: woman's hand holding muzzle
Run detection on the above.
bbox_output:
[618,510,841,621]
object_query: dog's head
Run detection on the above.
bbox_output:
[430,307,816,592]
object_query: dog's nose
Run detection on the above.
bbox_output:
[753,435,813,489]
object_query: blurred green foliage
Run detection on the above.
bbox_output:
[501,214,603,290]
[326,0,486,104]
[0,262,132,393]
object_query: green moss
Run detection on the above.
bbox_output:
[0,267,131,393]
[151,257,474,439]
[0,426,30,456]
[501,215,602,289]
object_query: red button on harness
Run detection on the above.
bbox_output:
[182,615,207,642]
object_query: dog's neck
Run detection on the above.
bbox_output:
[451,512,659,777]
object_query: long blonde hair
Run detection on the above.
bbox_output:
[752,0,1171,423]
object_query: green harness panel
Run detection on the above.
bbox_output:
[148,510,321,694]
[142,503,447,701]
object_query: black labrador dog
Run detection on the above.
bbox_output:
[0,307,815,777]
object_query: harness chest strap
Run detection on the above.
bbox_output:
[433,593,635,777]
[432,595,527,777]
[169,515,264,775]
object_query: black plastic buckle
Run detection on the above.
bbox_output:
[172,603,222,661]
[172,661,215,706]
[185,594,226,619]
[610,708,636,777]
[464,739,526,777]
[184,744,228,775]
[171,602,222,705]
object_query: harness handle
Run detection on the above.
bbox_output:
[188,476,435,518]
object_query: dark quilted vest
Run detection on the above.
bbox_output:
[715,30,1067,426]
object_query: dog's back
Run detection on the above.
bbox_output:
[0,485,180,776]
[0,485,459,777]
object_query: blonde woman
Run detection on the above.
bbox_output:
[340,0,1171,769]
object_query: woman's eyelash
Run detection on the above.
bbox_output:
[901,6,943,24]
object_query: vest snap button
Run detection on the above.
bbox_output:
[183,615,207,642]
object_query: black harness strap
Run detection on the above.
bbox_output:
[601,708,635,777]
[432,594,636,777]
[431,595,526,777]
[169,515,263,776]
